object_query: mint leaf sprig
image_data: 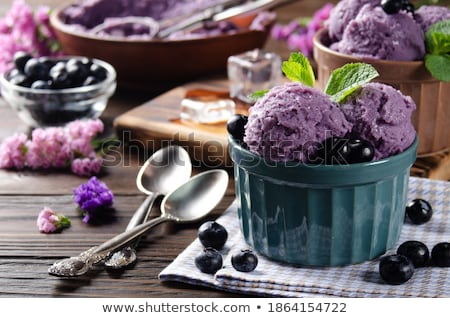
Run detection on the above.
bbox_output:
[248,52,315,102]
[249,52,379,103]
[281,52,315,87]
[424,19,450,82]
[325,63,379,103]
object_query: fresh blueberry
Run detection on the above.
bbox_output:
[7,72,30,87]
[194,247,223,274]
[31,80,52,90]
[231,249,258,272]
[83,76,100,86]
[405,198,433,225]
[381,0,403,14]
[431,242,450,267]
[37,57,56,71]
[401,0,415,14]
[13,51,32,73]
[346,139,374,163]
[379,254,414,285]
[8,57,108,90]
[89,63,107,81]
[397,240,429,267]
[403,3,415,14]
[24,58,51,80]
[66,58,90,84]
[313,137,349,164]
[226,114,248,142]
[51,70,71,89]
[198,221,228,250]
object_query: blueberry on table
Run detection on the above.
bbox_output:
[226,114,248,142]
[431,242,450,267]
[397,240,429,267]
[231,249,258,272]
[405,198,433,225]
[198,221,228,250]
[194,247,223,274]
[379,254,414,285]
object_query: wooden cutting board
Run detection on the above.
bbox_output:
[113,78,249,167]
[113,77,450,180]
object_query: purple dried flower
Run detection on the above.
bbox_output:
[0,0,63,73]
[271,3,334,57]
[73,176,114,223]
[0,119,105,176]
[37,206,71,233]
[71,156,102,177]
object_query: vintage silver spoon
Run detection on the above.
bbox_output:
[104,145,192,269]
[48,169,229,277]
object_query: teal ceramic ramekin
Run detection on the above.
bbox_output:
[229,136,418,266]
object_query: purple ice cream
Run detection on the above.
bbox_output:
[330,5,425,61]
[340,83,416,160]
[243,82,352,162]
[415,5,450,32]
[60,0,224,29]
[325,0,379,42]
[244,81,416,163]
[59,0,273,39]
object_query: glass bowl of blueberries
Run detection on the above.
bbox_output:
[0,52,116,127]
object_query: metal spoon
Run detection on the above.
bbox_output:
[48,169,229,277]
[104,145,192,269]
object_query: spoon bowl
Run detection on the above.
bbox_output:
[137,145,192,195]
[48,169,229,277]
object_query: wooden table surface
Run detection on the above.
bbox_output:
[1,0,449,298]
[0,0,342,298]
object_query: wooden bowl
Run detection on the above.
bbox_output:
[50,6,272,93]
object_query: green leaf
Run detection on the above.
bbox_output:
[248,89,269,101]
[325,63,379,103]
[425,53,450,82]
[281,52,315,87]
[425,19,450,55]
[56,214,71,229]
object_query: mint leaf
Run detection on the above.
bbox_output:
[425,19,450,55]
[248,89,269,101]
[281,52,315,87]
[325,63,379,103]
[424,19,450,82]
[425,54,450,82]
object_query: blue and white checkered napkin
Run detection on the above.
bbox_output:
[159,177,450,297]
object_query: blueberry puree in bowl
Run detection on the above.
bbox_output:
[59,0,274,39]
[60,0,224,29]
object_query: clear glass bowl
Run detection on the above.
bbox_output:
[0,57,116,127]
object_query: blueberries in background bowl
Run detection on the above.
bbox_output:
[0,53,116,127]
